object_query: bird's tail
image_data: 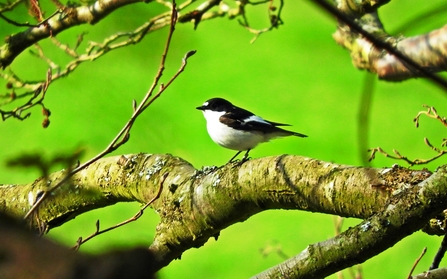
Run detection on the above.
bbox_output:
[293,132,308,138]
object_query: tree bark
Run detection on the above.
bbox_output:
[0,153,440,274]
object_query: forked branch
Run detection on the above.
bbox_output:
[22,1,197,220]
[369,105,447,166]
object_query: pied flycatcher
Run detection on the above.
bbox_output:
[196,98,307,163]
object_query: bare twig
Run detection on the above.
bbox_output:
[178,0,221,29]
[238,0,284,43]
[0,0,266,120]
[23,1,196,220]
[414,105,447,128]
[368,144,447,166]
[429,234,447,270]
[357,3,447,167]
[407,247,427,279]
[370,106,447,165]
[0,68,52,122]
[50,37,79,58]
[0,12,34,27]
[0,0,24,13]
[0,8,174,122]
[72,172,167,250]
[30,44,60,70]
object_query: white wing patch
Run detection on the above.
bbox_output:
[243,115,271,125]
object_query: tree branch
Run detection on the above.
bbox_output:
[0,153,437,273]
[0,213,158,279]
[253,164,447,278]
[0,0,147,68]
[316,0,447,86]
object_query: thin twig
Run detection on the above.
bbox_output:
[368,145,447,166]
[370,106,447,165]
[72,172,167,250]
[414,105,447,128]
[0,5,173,121]
[407,247,427,279]
[0,0,24,13]
[0,68,52,122]
[429,234,447,270]
[177,0,221,29]
[238,0,284,43]
[23,0,196,220]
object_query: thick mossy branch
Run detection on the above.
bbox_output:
[0,153,435,271]
[254,165,447,279]
[0,153,195,227]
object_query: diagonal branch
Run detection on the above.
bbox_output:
[0,0,145,68]
[19,1,197,220]
[253,164,447,278]
[314,0,447,87]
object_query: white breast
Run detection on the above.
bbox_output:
[201,110,267,151]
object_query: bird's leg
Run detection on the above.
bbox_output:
[241,149,251,163]
[228,151,242,164]
[228,149,251,165]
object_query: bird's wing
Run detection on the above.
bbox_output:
[220,111,308,137]
[220,112,286,133]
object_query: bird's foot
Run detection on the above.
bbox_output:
[229,156,251,168]
[227,150,251,167]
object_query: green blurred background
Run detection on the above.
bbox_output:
[2,0,447,278]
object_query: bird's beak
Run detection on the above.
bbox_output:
[196,106,205,110]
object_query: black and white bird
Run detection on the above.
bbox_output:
[196,98,307,163]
